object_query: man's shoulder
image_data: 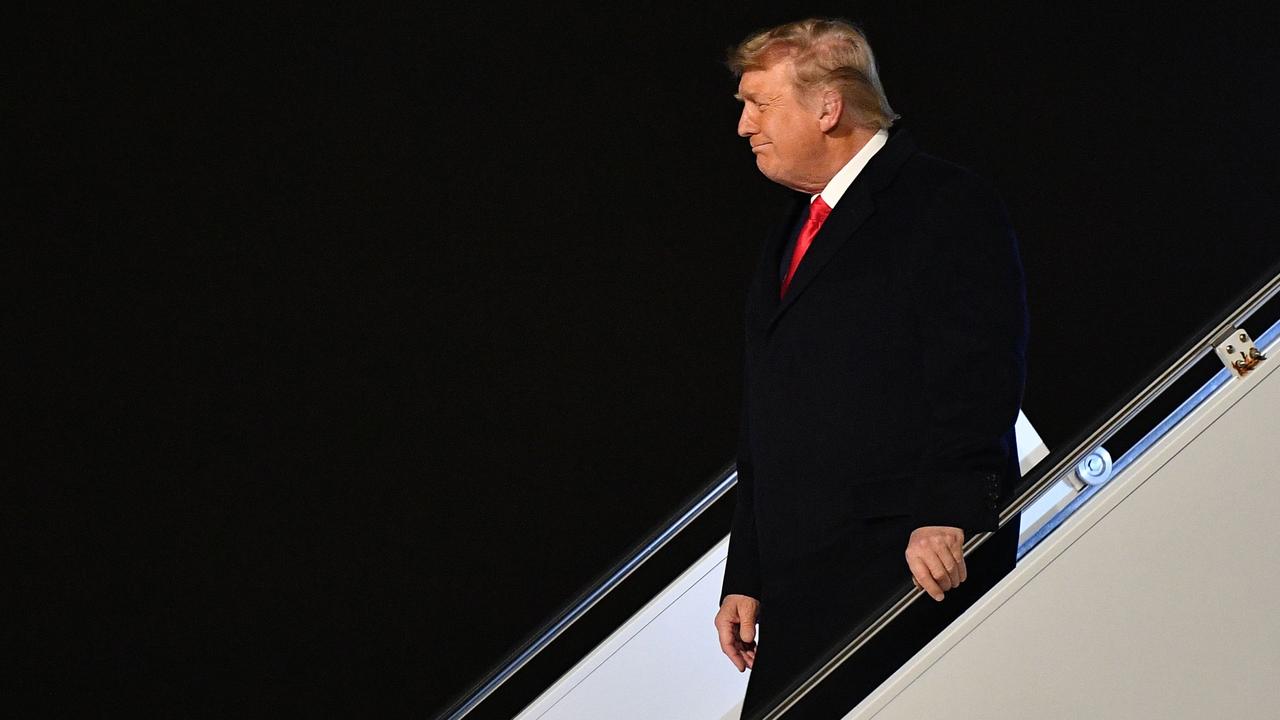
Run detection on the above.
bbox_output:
[877,148,1004,223]
[896,150,993,195]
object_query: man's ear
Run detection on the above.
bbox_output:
[817,89,844,133]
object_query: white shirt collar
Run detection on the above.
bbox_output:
[814,128,889,209]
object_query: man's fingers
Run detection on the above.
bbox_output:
[739,605,757,645]
[921,550,954,591]
[716,615,746,671]
[907,555,946,601]
[721,635,746,671]
[948,541,967,584]
[717,620,737,653]
[736,603,756,669]
[715,596,761,672]
[906,526,967,600]
[940,550,961,588]
[716,619,738,654]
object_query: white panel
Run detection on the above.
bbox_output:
[1015,409,1049,476]
[848,337,1280,719]
[515,538,749,720]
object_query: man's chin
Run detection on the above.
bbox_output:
[756,163,790,189]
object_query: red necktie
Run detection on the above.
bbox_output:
[780,196,832,298]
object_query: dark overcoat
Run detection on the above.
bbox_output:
[721,127,1029,718]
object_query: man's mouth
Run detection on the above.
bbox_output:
[752,142,772,152]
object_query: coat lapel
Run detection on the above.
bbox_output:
[765,128,919,334]
[767,184,874,331]
[747,190,808,325]
[758,195,806,310]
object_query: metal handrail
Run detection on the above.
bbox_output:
[441,464,739,720]
[757,266,1280,719]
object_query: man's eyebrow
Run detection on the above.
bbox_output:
[733,92,745,102]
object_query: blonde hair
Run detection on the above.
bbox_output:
[727,18,899,129]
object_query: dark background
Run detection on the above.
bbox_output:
[11,2,1278,717]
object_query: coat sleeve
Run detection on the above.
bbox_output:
[905,171,1029,536]
[719,349,762,604]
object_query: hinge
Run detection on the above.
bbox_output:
[1213,328,1267,378]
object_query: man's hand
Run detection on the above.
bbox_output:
[715,593,760,672]
[905,526,967,601]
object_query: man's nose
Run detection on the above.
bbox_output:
[737,108,756,138]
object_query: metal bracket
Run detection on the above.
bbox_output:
[1214,329,1267,378]
[1069,447,1113,490]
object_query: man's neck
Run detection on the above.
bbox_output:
[794,126,882,194]
[814,127,890,208]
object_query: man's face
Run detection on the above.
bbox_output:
[736,60,826,192]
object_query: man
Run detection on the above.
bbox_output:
[712,18,1028,719]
